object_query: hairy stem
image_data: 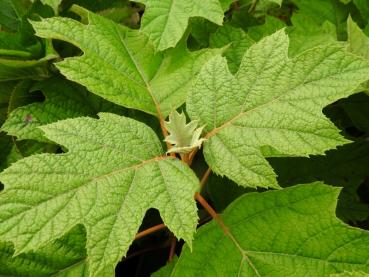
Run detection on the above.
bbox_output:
[195,192,230,235]
[168,235,177,262]
[135,223,167,240]
[200,167,212,191]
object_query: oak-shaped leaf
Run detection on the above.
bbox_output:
[187,30,369,189]
[0,113,199,276]
[30,5,223,117]
[159,183,369,276]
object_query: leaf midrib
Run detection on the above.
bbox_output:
[1,156,170,225]
[113,25,164,118]
[205,53,364,139]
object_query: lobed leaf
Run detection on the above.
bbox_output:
[0,113,199,276]
[187,30,369,189]
[31,6,223,117]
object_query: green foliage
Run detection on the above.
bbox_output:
[1,0,369,276]
[0,113,199,275]
[158,183,369,276]
[136,0,225,51]
[31,6,222,116]
[0,225,87,276]
[1,77,126,142]
[187,30,369,189]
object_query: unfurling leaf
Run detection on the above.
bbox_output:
[164,110,206,154]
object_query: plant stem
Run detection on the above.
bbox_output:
[168,235,177,262]
[135,223,167,240]
[194,192,229,235]
[200,167,212,191]
[188,149,198,165]
[248,0,259,13]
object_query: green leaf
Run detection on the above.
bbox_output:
[0,113,199,276]
[0,0,30,32]
[339,93,369,133]
[353,0,369,23]
[288,13,338,56]
[0,53,57,81]
[210,24,255,73]
[31,6,222,117]
[153,256,178,277]
[164,110,206,154]
[0,225,88,276]
[31,0,62,13]
[270,141,369,222]
[136,0,225,51]
[2,140,57,170]
[291,0,349,39]
[347,16,369,59]
[1,77,126,142]
[164,183,369,276]
[247,16,286,42]
[187,30,369,189]
[333,271,369,277]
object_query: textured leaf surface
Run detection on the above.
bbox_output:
[0,113,199,276]
[187,30,369,189]
[163,183,369,276]
[136,0,225,51]
[1,77,126,142]
[0,225,87,276]
[31,6,222,116]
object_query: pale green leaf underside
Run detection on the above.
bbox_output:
[165,183,369,276]
[187,30,369,189]
[0,113,199,277]
[137,0,224,51]
[31,6,221,117]
[165,110,205,154]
